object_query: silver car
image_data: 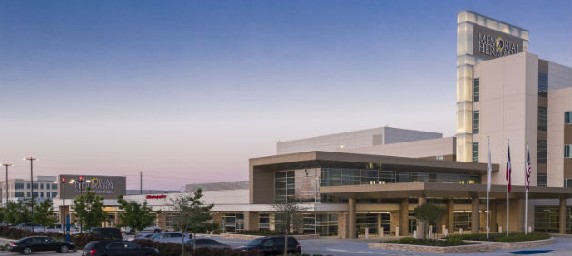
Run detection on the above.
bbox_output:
[151,232,191,244]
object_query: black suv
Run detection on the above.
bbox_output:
[82,240,159,256]
[235,236,301,256]
[90,227,123,241]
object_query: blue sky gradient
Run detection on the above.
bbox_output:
[1,0,571,190]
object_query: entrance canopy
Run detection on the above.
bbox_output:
[320,182,572,200]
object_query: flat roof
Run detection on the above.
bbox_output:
[251,151,498,175]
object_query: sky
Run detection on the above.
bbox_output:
[1,0,571,191]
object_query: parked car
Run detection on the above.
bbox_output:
[151,232,191,244]
[133,233,155,240]
[235,236,301,256]
[82,240,159,256]
[185,238,231,251]
[90,227,123,241]
[141,226,162,233]
[8,236,75,254]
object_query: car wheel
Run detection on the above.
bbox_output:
[23,247,32,255]
[59,245,69,253]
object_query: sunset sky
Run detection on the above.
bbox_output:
[1,0,571,190]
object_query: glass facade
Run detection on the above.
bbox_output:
[222,213,244,233]
[473,78,479,102]
[453,212,472,232]
[275,171,295,203]
[259,214,270,231]
[537,173,547,187]
[320,168,480,187]
[355,213,390,237]
[472,111,479,134]
[538,72,548,97]
[301,213,338,236]
[535,207,559,233]
[472,142,479,162]
[538,140,547,164]
[538,107,547,131]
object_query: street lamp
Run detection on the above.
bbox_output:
[2,163,13,206]
[24,156,38,232]
[69,176,91,233]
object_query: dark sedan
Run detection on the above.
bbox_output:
[235,236,301,256]
[8,236,75,254]
[185,238,232,250]
[82,240,159,256]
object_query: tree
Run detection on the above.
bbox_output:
[34,199,57,231]
[117,195,155,233]
[73,188,106,231]
[273,201,308,256]
[413,202,446,239]
[169,188,214,256]
[3,202,32,224]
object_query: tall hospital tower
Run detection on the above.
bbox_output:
[456,11,572,189]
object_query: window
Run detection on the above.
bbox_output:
[33,183,38,189]
[52,192,57,197]
[565,179,572,188]
[52,183,57,190]
[472,111,479,134]
[40,183,44,189]
[473,78,479,102]
[259,214,270,231]
[538,107,547,131]
[566,112,572,124]
[15,183,24,189]
[26,183,30,189]
[538,140,547,164]
[565,145,572,158]
[538,72,548,97]
[472,142,479,162]
[537,174,547,187]
[40,192,44,197]
[15,192,25,197]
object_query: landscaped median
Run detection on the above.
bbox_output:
[369,233,554,253]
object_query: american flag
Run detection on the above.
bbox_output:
[526,144,532,191]
[506,144,512,193]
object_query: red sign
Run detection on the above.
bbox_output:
[146,195,167,199]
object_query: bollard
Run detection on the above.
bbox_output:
[396,226,400,237]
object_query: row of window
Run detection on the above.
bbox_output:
[14,183,58,190]
[14,192,58,198]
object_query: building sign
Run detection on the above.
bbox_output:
[472,25,524,60]
[59,174,126,200]
[146,194,167,200]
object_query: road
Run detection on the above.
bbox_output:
[0,234,569,256]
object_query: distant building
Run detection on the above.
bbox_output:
[185,181,249,192]
[277,126,442,155]
[0,176,58,205]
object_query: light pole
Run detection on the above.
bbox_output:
[70,176,90,233]
[24,156,38,231]
[2,163,13,206]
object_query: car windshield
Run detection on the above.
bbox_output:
[247,238,264,246]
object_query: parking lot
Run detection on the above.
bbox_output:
[0,235,570,256]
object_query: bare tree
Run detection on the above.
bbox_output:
[273,201,308,256]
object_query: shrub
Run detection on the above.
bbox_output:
[445,232,550,242]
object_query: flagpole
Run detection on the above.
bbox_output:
[506,140,510,236]
[486,136,491,240]
[524,143,529,235]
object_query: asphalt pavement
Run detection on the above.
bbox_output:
[0,234,569,256]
